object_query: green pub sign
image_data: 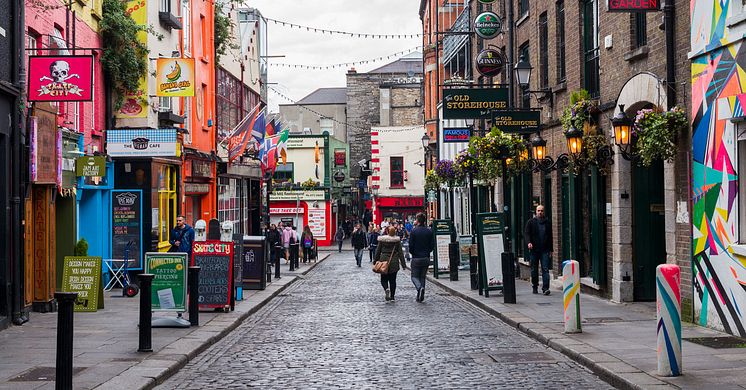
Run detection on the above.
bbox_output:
[146,252,187,311]
[76,156,106,177]
[442,88,509,119]
[61,256,102,312]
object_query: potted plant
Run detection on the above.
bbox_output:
[634,106,687,166]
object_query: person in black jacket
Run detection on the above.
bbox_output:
[350,222,367,267]
[408,213,434,302]
[524,205,553,295]
[266,224,282,270]
[367,226,380,263]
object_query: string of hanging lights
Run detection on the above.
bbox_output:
[258,46,422,70]
[264,17,422,39]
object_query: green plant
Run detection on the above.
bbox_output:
[101,0,149,110]
[301,178,319,189]
[424,169,441,191]
[634,106,687,166]
[74,238,89,256]
[214,3,239,64]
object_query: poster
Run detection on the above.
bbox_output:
[61,257,102,312]
[156,58,195,97]
[307,207,326,237]
[116,0,148,118]
[436,236,451,271]
[145,252,187,312]
[476,212,507,293]
[431,219,454,277]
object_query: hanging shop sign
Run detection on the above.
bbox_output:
[191,241,233,309]
[491,110,541,133]
[478,0,497,3]
[145,252,187,312]
[474,11,502,39]
[156,58,195,97]
[28,55,93,102]
[432,219,455,278]
[29,104,60,184]
[115,0,148,119]
[75,156,106,177]
[334,149,346,166]
[106,129,180,157]
[111,190,143,270]
[443,127,472,143]
[333,170,346,182]
[476,212,507,294]
[476,49,504,77]
[61,256,102,312]
[607,0,660,12]
[442,88,508,119]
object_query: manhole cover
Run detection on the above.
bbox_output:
[584,317,624,323]
[9,366,86,382]
[485,351,558,363]
[684,336,746,349]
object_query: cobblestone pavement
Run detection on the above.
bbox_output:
[158,252,615,389]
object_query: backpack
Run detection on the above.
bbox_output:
[304,237,313,248]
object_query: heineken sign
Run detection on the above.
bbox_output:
[477,0,497,3]
[75,156,106,177]
[474,11,502,39]
[492,110,541,134]
[442,88,508,119]
[476,49,504,77]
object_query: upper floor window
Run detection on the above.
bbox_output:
[390,157,404,188]
[582,0,600,98]
[539,12,549,90]
[556,0,566,83]
[182,0,191,56]
[519,0,529,17]
[631,12,647,49]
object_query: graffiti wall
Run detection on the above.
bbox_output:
[691,1,746,336]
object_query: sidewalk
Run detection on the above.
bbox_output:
[0,252,330,390]
[426,270,746,390]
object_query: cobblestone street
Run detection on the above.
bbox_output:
[158,252,614,389]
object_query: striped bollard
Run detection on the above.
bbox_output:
[562,260,581,333]
[657,264,682,376]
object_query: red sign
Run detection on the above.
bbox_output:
[334,149,346,166]
[607,0,659,12]
[28,55,93,101]
[191,241,233,309]
[377,197,424,208]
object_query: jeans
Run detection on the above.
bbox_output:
[337,240,343,252]
[354,248,365,266]
[369,247,376,262]
[303,247,310,262]
[530,251,551,292]
[410,257,430,291]
[380,272,398,297]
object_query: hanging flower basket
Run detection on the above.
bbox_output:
[454,149,479,177]
[424,169,441,191]
[434,159,461,185]
[634,106,687,167]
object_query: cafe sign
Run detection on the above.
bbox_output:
[491,110,541,134]
[75,156,106,177]
[442,88,508,119]
[106,129,180,157]
[156,58,195,97]
[607,0,659,12]
[476,49,504,77]
[474,11,502,39]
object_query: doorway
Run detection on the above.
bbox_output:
[632,160,666,301]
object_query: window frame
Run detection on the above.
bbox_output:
[519,0,529,17]
[539,12,549,90]
[390,156,405,189]
[555,0,566,83]
[632,12,647,49]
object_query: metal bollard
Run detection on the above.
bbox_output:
[55,292,78,390]
[562,260,582,333]
[448,242,459,281]
[469,252,479,290]
[501,252,516,304]
[657,264,682,377]
[274,245,282,279]
[138,274,154,352]
[188,266,201,326]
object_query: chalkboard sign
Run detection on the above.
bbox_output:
[111,190,142,270]
[477,212,507,296]
[145,252,187,312]
[432,219,455,279]
[191,241,233,309]
[61,256,102,312]
[242,236,266,289]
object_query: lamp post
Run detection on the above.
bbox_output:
[611,104,639,162]
[421,133,432,218]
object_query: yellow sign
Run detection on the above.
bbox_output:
[116,0,148,118]
[156,58,195,97]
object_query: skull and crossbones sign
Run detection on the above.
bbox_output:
[39,61,80,83]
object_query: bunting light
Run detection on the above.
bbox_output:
[265,17,421,39]
[249,46,422,70]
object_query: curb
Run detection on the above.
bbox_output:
[425,275,677,390]
[97,253,330,390]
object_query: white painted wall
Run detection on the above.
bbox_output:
[371,126,425,198]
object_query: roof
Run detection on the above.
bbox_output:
[367,52,423,74]
[293,87,347,105]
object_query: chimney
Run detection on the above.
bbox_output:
[347,67,357,74]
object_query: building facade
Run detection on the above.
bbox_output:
[279,87,347,141]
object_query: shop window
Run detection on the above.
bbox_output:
[273,162,294,184]
[390,157,404,188]
[154,164,177,250]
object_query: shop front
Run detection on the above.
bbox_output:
[183,149,217,225]
[368,196,425,224]
[217,161,262,237]
[269,189,333,246]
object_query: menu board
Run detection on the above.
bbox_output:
[431,219,454,277]
[111,190,142,269]
[242,237,265,285]
[477,212,507,292]
[436,236,451,271]
[191,241,233,309]
[146,252,187,312]
[307,207,326,237]
[61,257,102,312]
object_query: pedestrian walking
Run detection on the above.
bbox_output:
[266,224,282,275]
[281,225,294,264]
[301,225,314,263]
[351,222,367,267]
[335,226,344,252]
[408,213,434,302]
[367,226,380,263]
[524,204,553,295]
[374,226,408,301]
[169,215,195,256]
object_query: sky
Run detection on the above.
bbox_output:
[244,1,422,112]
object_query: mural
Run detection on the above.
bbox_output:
[691,0,746,336]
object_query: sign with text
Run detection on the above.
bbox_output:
[28,55,93,101]
[29,105,59,183]
[443,88,509,119]
[491,110,541,133]
[334,149,347,166]
[607,0,659,12]
[111,190,142,269]
[61,257,102,312]
[146,253,187,311]
[270,189,327,201]
[106,129,179,157]
[116,0,148,118]
[476,212,507,292]
[156,58,195,96]
[443,127,471,143]
[75,156,106,177]
[191,241,233,309]
[432,219,454,278]
[476,49,504,77]
[376,197,424,208]
[242,236,267,290]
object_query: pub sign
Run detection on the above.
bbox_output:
[607,0,659,12]
[442,88,509,119]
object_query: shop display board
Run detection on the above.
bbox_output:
[145,252,187,312]
[307,208,327,238]
[476,212,507,294]
[191,241,233,310]
[111,189,142,270]
[431,219,455,278]
[61,256,102,312]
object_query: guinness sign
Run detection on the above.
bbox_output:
[476,49,504,77]
[474,11,502,39]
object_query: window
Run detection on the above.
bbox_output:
[539,12,549,90]
[632,12,647,49]
[159,0,170,13]
[320,118,333,135]
[218,177,240,233]
[182,0,191,56]
[519,0,529,17]
[160,97,172,113]
[390,157,404,188]
[582,0,600,97]
[519,42,530,108]
[49,26,69,55]
[200,14,208,60]
[273,162,294,184]
[556,0,566,83]
[155,164,177,248]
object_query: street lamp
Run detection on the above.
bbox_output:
[530,133,546,161]
[565,124,584,159]
[513,54,553,108]
[611,104,638,161]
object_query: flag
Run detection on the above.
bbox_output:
[266,116,276,137]
[276,128,289,165]
[226,104,262,161]
[259,135,280,175]
[249,110,266,149]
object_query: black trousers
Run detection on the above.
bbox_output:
[380,271,398,297]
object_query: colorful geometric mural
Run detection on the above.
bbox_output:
[691,0,746,336]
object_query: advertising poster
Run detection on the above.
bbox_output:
[476,212,507,294]
[116,0,148,118]
[156,58,195,97]
[146,252,187,311]
[28,56,93,102]
[308,207,327,237]
[61,257,102,312]
[431,219,454,277]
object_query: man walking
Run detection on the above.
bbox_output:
[524,205,553,295]
[169,215,195,257]
[408,213,433,302]
[351,222,367,267]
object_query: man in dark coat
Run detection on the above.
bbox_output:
[350,222,367,267]
[170,215,195,256]
[266,224,282,269]
[524,205,553,295]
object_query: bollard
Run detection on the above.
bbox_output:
[469,252,479,290]
[501,252,516,304]
[138,274,154,352]
[55,292,78,390]
[657,264,682,377]
[448,242,459,281]
[274,244,282,279]
[188,266,201,326]
[562,260,582,333]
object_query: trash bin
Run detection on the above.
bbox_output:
[242,235,267,290]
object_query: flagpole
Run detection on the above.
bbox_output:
[218,102,263,148]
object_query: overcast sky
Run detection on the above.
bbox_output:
[245,1,422,112]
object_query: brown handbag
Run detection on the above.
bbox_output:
[373,248,395,274]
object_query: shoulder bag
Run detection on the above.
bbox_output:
[373,248,395,274]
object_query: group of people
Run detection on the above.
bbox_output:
[265,222,316,266]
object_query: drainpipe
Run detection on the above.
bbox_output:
[664,0,676,108]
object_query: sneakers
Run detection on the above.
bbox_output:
[416,288,421,302]
[532,288,539,294]
[418,288,425,302]
[385,289,391,301]
[543,289,551,296]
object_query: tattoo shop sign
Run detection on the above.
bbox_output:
[28,55,93,101]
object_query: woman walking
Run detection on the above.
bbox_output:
[374,226,407,301]
[301,225,314,263]
[409,213,434,302]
